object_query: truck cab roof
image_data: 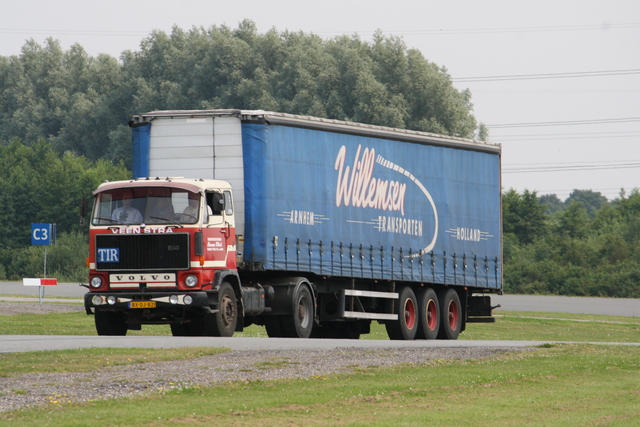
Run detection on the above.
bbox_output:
[95,177,232,195]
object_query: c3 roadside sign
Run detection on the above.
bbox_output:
[31,223,55,245]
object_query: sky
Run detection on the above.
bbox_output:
[1,0,639,200]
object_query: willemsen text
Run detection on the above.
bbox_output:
[335,145,407,215]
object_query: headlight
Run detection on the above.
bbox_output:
[92,295,103,306]
[107,295,117,305]
[183,295,193,305]
[185,275,198,288]
[90,276,103,288]
[169,295,179,305]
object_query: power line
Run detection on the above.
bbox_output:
[492,130,640,139]
[471,89,640,94]
[319,22,640,36]
[3,21,640,38]
[503,161,640,173]
[491,133,640,142]
[0,28,149,37]
[498,136,640,142]
[506,158,640,166]
[487,117,640,129]
[504,164,640,173]
[452,69,640,82]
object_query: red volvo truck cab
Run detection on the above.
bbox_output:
[84,178,255,336]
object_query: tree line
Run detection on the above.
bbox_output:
[503,188,640,298]
[0,140,129,280]
[0,20,482,171]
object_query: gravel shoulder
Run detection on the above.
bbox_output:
[0,303,526,413]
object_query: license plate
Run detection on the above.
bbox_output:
[129,301,156,309]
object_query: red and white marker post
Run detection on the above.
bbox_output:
[22,278,58,303]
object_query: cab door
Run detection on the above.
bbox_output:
[203,190,236,270]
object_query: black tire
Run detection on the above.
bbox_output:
[264,316,285,337]
[416,288,440,340]
[170,316,200,336]
[95,310,127,336]
[281,284,314,338]
[437,288,462,340]
[170,323,189,336]
[385,286,418,340]
[336,321,362,339]
[209,282,237,337]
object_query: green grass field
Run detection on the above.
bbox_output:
[1,304,638,342]
[0,303,639,426]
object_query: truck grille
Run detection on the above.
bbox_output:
[95,233,190,271]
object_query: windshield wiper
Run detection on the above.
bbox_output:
[93,217,117,224]
[149,216,184,228]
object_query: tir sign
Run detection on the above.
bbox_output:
[98,248,120,263]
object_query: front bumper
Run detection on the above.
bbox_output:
[84,291,211,311]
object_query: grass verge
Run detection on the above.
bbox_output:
[1,344,638,426]
[1,307,638,342]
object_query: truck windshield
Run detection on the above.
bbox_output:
[91,188,202,225]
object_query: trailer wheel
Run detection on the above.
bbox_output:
[209,282,237,337]
[281,284,314,338]
[386,286,418,340]
[95,310,127,336]
[437,288,461,340]
[416,287,440,340]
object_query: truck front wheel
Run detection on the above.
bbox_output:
[95,310,127,336]
[386,286,418,340]
[170,313,200,336]
[209,282,237,337]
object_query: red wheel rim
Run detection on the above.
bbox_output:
[448,299,459,330]
[404,298,416,329]
[426,299,437,331]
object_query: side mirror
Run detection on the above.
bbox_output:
[194,231,204,256]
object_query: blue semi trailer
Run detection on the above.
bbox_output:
[85,109,501,339]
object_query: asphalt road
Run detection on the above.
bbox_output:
[1,280,638,316]
[1,281,638,353]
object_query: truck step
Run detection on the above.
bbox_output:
[343,311,398,320]
[343,289,398,299]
